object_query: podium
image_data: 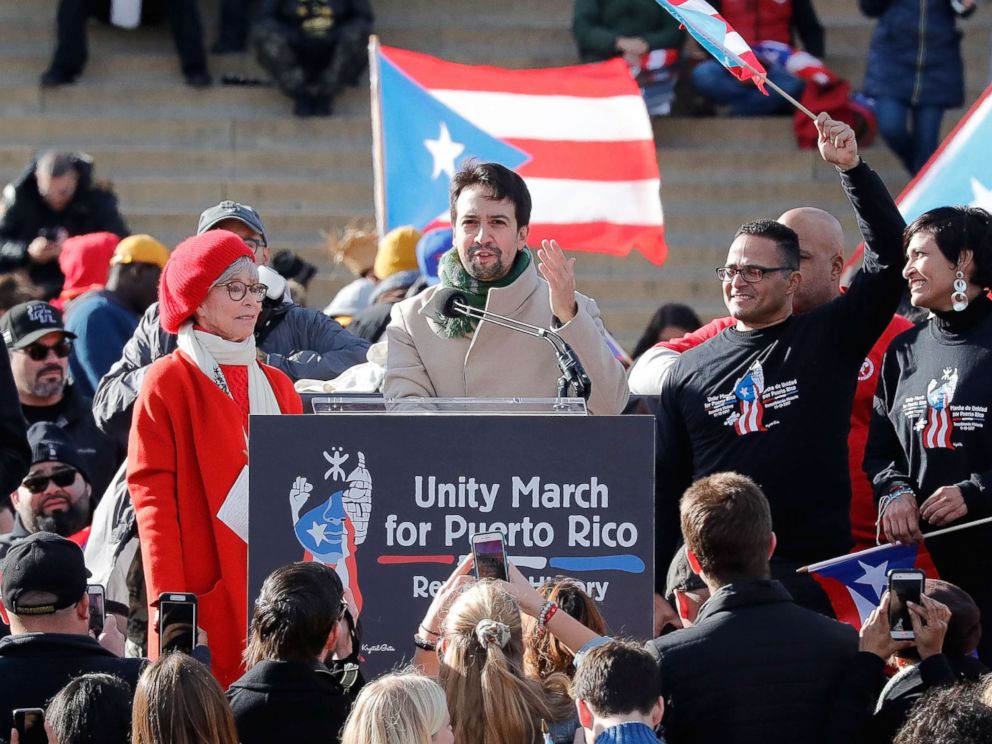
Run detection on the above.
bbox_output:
[248,398,654,676]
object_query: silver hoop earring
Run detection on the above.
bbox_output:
[952,270,969,312]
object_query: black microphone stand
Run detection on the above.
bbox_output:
[448,300,592,404]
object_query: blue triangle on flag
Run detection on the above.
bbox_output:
[379,53,531,231]
[899,89,992,220]
[813,542,919,606]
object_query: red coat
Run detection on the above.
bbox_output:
[127,350,302,688]
[658,312,912,551]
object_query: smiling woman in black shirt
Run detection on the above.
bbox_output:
[865,206,992,658]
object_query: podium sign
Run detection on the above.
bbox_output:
[248,414,655,676]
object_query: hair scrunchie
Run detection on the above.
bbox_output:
[474,619,510,649]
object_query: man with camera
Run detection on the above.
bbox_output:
[0,152,129,300]
[0,533,142,737]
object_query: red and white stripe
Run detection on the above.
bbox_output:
[735,399,766,435]
[381,47,667,264]
[923,408,954,449]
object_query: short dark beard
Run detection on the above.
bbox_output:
[29,500,89,537]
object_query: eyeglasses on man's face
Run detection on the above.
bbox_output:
[715,265,796,283]
[215,281,268,302]
[242,237,267,255]
[18,339,72,361]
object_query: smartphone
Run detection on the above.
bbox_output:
[471,531,508,581]
[888,569,925,640]
[13,708,47,744]
[87,583,105,638]
[158,592,197,655]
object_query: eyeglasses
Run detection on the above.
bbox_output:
[215,281,268,301]
[22,467,77,493]
[715,265,796,283]
[18,339,72,361]
[242,237,267,254]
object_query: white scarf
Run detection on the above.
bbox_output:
[176,323,282,419]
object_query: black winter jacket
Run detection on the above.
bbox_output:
[0,154,129,297]
[0,632,144,743]
[0,344,29,496]
[227,659,352,744]
[647,580,877,743]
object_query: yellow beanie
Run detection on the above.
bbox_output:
[373,226,421,280]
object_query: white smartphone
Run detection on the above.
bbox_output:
[471,531,508,581]
[888,569,924,640]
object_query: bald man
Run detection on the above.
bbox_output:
[640,202,912,625]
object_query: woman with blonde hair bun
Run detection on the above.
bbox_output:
[341,669,453,744]
[416,570,577,744]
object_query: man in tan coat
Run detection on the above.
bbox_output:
[383,161,628,415]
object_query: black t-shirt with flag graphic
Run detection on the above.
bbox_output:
[865,294,992,579]
[654,161,907,579]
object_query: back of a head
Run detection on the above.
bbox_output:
[341,669,447,744]
[47,673,132,744]
[572,640,661,718]
[525,577,608,680]
[244,561,343,667]
[894,683,992,744]
[441,581,551,744]
[680,472,773,586]
[131,653,239,744]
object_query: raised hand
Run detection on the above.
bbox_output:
[537,239,578,323]
[815,113,860,171]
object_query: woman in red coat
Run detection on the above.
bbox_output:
[127,230,302,688]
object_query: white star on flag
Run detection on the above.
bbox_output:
[970,178,992,211]
[424,122,464,180]
[307,521,328,547]
[854,560,889,600]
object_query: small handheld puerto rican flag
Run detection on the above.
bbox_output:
[654,0,768,93]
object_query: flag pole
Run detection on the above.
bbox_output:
[797,514,992,574]
[368,35,386,242]
[754,72,817,121]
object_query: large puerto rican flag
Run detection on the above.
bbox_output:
[842,83,992,280]
[371,42,667,265]
[654,0,768,92]
[808,542,938,630]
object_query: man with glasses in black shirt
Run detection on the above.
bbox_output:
[654,115,907,614]
[1,301,120,500]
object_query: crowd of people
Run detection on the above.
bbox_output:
[1,107,991,744]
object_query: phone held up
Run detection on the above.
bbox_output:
[888,568,925,640]
[13,708,46,744]
[87,583,105,638]
[158,592,198,656]
[471,531,508,581]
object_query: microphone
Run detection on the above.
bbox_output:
[432,287,469,321]
[428,287,592,402]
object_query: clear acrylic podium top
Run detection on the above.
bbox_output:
[310,394,587,415]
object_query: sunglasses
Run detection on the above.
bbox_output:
[19,339,72,361]
[22,467,77,494]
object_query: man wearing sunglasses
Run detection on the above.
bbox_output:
[0,423,92,560]
[1,301,122,501]
[93,199,370,446]
[652,115,909,617]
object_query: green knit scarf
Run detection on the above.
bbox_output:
[434,247,532,338]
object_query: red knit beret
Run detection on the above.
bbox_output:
[158,230,254,333]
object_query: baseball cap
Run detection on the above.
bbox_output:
[110,234,170,269]
[26,421,90,485]
[1,532,90,615]
[664,547,707,603]
[416,228,453,286]
[0,301,75,350]
[197,200,268,244]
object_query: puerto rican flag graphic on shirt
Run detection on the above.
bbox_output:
[733,362,766,435]
[922,368,958,449]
